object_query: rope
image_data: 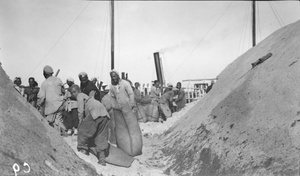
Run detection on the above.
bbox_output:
[117,1,121,70]
[94,3,109,76]
[168,2,233,79]
[236,2,251,57]
[272,2,285,26]
[25,1,91,79]
[99,2,110,81]
[274,2,285,26]
[268,1,284,27]
[243,2,251,52]
[257,2,262,42]
[246,4,252,50]
[94,2,109,77]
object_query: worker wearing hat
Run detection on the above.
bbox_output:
[174,82,186,112]
[109,69,143,156]
[13,77,24,95]
[37,65,66,135]
[90,77,98,85]
[78,72,100,101]
[150,80,160,100]
[64,77,79,135]
[70,84,110,165]
[163,83,173,94]
[158,87,178,120]
[109,69,135,109]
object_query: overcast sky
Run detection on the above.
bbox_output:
[1,0,300,87]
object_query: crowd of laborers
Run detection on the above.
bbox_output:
[12,65,186,166]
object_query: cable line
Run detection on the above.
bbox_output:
[169,2,233,79]
[25,1,91,79]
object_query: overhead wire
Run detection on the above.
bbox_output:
[168,2,233,79]
[25,1,91,79]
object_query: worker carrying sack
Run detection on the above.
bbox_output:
[145,103,159,122]
[114,103,143,156]
[89,144,134,167]
[134,105,148,122]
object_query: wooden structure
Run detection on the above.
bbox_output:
[139,78,216,103]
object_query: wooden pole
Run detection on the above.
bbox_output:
[110,0,115,70]
[252,0,256,47]
[55,69,60,77]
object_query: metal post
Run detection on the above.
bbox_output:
[110,0,114,69]
[252,0,256,47]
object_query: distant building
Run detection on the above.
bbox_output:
[182,78,217,102]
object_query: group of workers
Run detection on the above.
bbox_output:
[12,65,187,166]
[151,80,186,112]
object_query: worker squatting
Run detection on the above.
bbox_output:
[12,65,187,166]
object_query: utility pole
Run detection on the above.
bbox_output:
[252,0,256,47]
[110,0,115,70]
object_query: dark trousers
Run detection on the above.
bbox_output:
[77,115,109,153]
[63,108,79,129]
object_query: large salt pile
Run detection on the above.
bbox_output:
[0,66,98,175]
[157,20,300,175]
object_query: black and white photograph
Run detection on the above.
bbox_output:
[1,0,300,175]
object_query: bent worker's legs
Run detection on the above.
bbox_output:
[62,111,72,130]
[94,116,109,152]
[71,108,79,128]
[94,116,109,165]
[71,108,79,135]
[77,115,96,152]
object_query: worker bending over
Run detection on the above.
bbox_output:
[70,84,110,166]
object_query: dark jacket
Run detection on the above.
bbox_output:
[80,80,100,101]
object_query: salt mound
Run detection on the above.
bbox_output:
[0,66,99,175]
[159,20,300,175]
